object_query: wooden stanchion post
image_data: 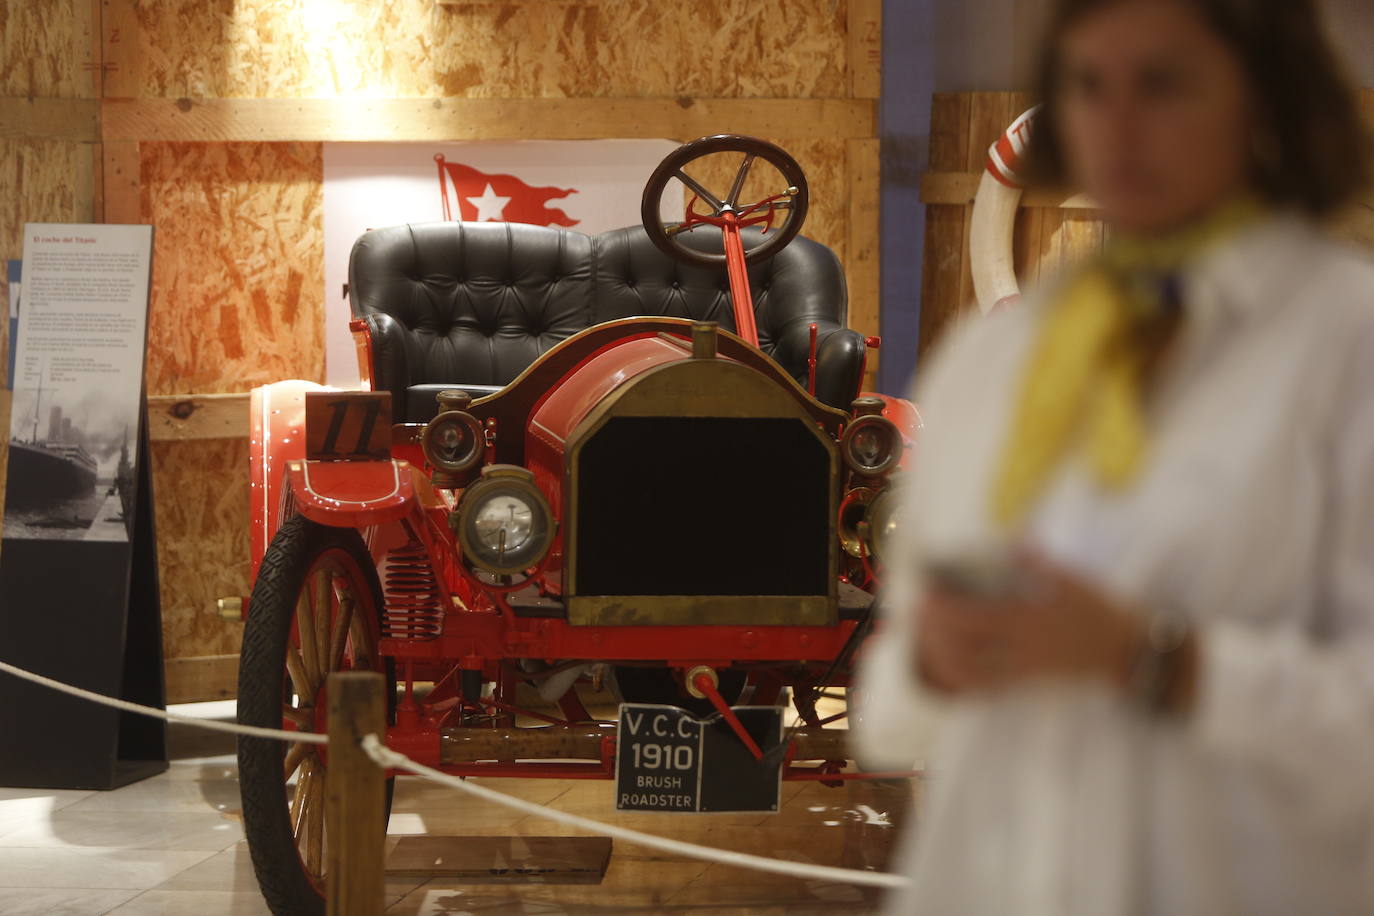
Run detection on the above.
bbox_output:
[326,671,386,916]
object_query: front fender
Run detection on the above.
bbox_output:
[251,380,326,579]
[250,380,416,579]
[283,458,416,530]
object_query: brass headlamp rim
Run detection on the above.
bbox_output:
[421,409,486,475]
[841,414,902,477]
[453,467,555,577]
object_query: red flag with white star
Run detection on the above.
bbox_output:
[436,156,580,227]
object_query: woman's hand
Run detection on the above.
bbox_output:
[916,551,1144,696]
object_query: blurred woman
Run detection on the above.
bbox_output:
[854,1,1373,913]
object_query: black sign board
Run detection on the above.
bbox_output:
[0,224,165,790]
[615,703,784,813]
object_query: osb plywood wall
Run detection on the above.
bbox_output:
[140,142,324,394]
[140,140,325,689]
[1,0,881,702]
[918,89,1374,358]
[0,1,93,98]
[140,1,849,99]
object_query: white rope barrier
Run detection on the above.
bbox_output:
[0,658,327,745]
[362,734,911,889]
[0,657,912,890]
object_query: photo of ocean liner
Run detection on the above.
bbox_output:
[2,369,133,542]
[7,398,97,511]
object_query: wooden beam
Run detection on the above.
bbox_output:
[146,393,249,441]
[5,392,247,443]
[847,0,882,99]
[101,97,876,143]
[327,672,387,916]
[101,140,141,224]
[386,836,612,883]
[918,93,972,358]
[0,99,100,142]
[101,0,141,99]
[846,137,881,388]
[920,170,1099,210]
[164,653,238,703]
[75,0,103,99]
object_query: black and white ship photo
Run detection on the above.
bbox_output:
[4,381,136,543]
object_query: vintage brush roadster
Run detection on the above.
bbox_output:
[234,135,918,914]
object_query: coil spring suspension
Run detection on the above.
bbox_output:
[381,542,444,640]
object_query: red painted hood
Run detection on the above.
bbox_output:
[527,335,704,450]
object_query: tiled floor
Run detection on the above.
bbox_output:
[0,697,916,915]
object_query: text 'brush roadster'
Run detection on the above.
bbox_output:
[232,135,921,914]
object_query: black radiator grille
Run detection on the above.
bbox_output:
[574,416,831,597]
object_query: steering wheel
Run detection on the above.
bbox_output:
[641,135,810,269]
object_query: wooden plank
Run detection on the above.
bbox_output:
[147,393,249,441]
[164,654,238,703]
[846,137,881,389]
[327,672,387,916]
[101,0,140,99]
[918,93,971,358]
[90,138,104,223]
[4,393,247,443]
[386,836,612,884]
[101,140,140,224]
[847,0,882,99]
[101,97,877,143]
[138,0,849,101]
[71,140,96,224]
[919,171,1099,209]
[0,98,100,142]
[928,93,971,173]
[75,0,103,99]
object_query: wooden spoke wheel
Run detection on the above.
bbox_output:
[237,515,394,916]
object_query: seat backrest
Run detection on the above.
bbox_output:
[349,221,594,388]
[349,221,851,407]
[591,225,849,353]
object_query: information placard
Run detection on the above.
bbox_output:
[614,703,783,813]
[0,223,165,790]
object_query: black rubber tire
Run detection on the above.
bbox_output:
[237,515,394,916]
[641,134,810,268]
[613,666,747,719]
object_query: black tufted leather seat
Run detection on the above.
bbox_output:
[349,221,867,421]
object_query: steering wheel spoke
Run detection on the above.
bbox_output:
[724,153,757,207]
[673,170,725,214]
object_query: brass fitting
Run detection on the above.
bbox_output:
[684,665,719,699]
[217,597,243,621]
[691,322,719,360]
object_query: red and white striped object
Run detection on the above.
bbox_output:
[984,106,1040,189]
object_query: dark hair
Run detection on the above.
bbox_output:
[1026,0,1371,216]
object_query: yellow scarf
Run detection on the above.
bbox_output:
[990,196,1265,526]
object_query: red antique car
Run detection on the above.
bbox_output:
[234,136,918,914]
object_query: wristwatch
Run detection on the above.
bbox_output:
[1128,612,1191,713]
